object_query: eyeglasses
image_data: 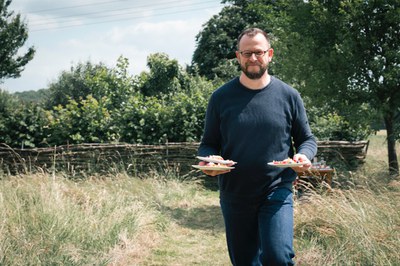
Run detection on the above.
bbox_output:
[239,49,270,58]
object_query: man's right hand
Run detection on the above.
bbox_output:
[199,161,232,176]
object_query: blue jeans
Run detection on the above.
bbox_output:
[220,187,295,266]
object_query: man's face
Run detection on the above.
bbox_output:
[236,33,273,80]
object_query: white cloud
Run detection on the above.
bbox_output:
[2,0,224,92]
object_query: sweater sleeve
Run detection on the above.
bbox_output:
[198,93,221,157]
[291,93,318,160]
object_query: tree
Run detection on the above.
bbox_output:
[0,89,47,148]
[137,53,186,97]
[0,0,35,81]
[192,0,270,80]
[193,0,399,175]
[45,61,112,108]
[259,0,400,175]
[45,57,134,109]
[339,0,400,175]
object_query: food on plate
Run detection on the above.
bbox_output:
[272,158,297,165]
[197,155,236,169]
[268,158,308,168]
[192,165,235,171]
[209,155,224,160]
[197,155,236,165]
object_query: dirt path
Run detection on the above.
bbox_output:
[142,192,230,265]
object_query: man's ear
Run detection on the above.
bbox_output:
[267,48,274,62]
[235,51,241,62]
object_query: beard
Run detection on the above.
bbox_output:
[241,62,268,80]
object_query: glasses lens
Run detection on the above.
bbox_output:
[241,50,266,58]
[243,52,253,58]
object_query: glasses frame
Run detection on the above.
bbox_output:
[238,49,270,58]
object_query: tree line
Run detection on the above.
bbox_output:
[1,54,372,147]
[0,0,398,174]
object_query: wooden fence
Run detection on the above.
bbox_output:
[0,140,369,175]
[316,140,369,168]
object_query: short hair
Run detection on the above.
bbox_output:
[237,28,271,50]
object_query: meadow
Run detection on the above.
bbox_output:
[0,132,399,265]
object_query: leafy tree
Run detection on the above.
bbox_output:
[0,89,18,144]
[210,58,240,82]
[45,61,112,108]
[193,0,399,175]
[341,0,400,175]
[192,0,268,79]
[277,0,399,175]
[14,88,50,104]
[45,56,134,109]
[137,53,187,97]
[46,95,116,145]
[0,0,35,81]
[118,74,215,144]
[0,89,47,148]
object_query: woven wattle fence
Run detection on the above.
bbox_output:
[315,140,369,168]
[0,142,200,175]
[0,140,369,175]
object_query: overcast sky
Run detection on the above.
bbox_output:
[2,0,225,92]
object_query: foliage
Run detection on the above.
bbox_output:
[118,74,214,144]
[0,55,376,149]
[137,53,188,97]
[211,58,241,82]
[191,0,264,80]
[45,56,134,110]
[46,96,116,145]
[12,55,215,147]
[271,0,399,174]
[338,0,400,174]
[0,0,35,81]
[305,98,373,141]
[0,89,19,144]
[0,89,47,148]
[191,0,375,141]
[14,88,50,104]
[192,0,399,174]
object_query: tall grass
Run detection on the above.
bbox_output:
[293,132,400,265]
[0,133,399,265]
[294,182,399,265]
[0,173,177,265]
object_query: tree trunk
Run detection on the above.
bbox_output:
[384,114,399,176]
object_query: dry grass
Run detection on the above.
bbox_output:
[293,132,400,265]
[0,132,398,265]
[0,174,167,265]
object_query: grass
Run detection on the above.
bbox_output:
[0,133,399,265]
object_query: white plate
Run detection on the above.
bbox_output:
[268,162,307,168]
[196,156,237,165]
[192,165,235,171]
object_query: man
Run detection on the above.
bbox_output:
[197,28,317,265]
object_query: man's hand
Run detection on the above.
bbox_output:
[199,161,232,176]
[291,153,312,172]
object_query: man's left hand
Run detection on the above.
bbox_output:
[291,153,312,172]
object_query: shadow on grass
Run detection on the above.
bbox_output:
[161,204,225,232]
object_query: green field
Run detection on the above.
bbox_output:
[0,133,399,265]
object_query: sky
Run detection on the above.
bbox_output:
[2,0,226,92]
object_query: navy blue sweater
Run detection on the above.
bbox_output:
[198,76,317,202]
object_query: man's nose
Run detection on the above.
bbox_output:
[249,53,258,61]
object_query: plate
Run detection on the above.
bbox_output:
[192,165,235,171]
[268,162,307,168]
[196,156,237,165]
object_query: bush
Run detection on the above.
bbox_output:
[0,90,48,148]
[118,75,214,144]
[306,101,373,141]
